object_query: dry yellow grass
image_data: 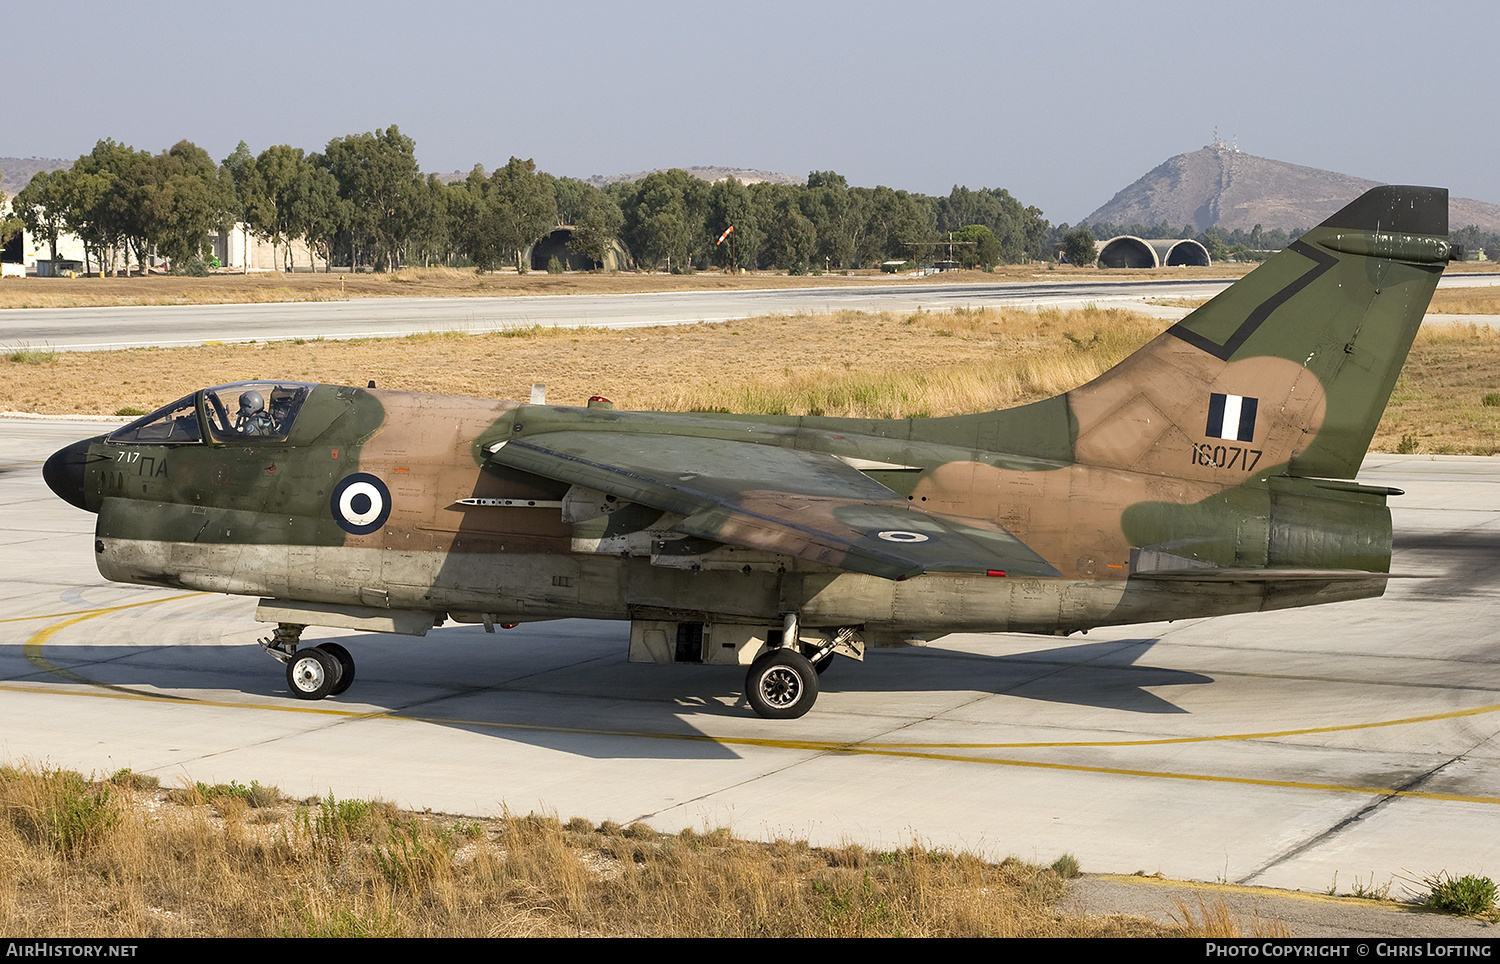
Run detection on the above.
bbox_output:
[3,304,1496,453]
[0,304,1163,419]
[1172,896,1293,938]
[0,763,1194,937]
[1151,282,1500,316]
[1427,286,1500,314]
[1379,322,1500,455]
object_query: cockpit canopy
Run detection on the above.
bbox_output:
[108,382,313,444]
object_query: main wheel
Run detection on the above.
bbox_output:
[745,649,819,719]
[316,642,356,696]
[286,647,341,700]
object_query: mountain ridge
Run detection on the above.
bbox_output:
[1083,145,1500,234]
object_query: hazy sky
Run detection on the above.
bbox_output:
[8,0,1495,223]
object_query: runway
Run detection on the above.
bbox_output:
[4,274,1497,352]
[0,277,1239,350]
[4,416,1498,892]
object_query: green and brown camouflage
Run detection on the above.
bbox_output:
[43,185,1455,717]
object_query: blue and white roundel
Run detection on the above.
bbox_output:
[330,473,391,535]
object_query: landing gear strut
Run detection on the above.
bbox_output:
[259,622,356,701]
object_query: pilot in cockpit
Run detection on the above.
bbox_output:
[235,391,276,436]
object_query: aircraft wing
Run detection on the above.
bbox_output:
[487,431,1060,581]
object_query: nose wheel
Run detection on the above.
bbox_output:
[263,623,357,700]
[286,647,341,700]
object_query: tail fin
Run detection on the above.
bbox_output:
[986,186,1451,480]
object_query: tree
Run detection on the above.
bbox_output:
[706,177,758,270]
[248,144,320,269]
[1198,229,1229,263]
[318,126,424,270]
[801,171,865,269]
[454,159,556,271]
[752,182,814,272]
[1061,227,1097,266]
[951,224,1000,270]
[12,168,71,262]
[622,170,708,271]
[486,157,556,272]
[222,142,258,272]
[551,176,597,227]
[855,185,935,266]
[295,164,346,272]
[68,139,152,272]
[564,184,625,270]
[938,186,1050,263]
[145,140,238,267]
[0,170,21,258]
[408,174,455,268]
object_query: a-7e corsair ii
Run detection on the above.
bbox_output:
[44,186,1456,718]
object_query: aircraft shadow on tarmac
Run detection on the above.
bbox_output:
[6,621,1210,761]
[1392,530,1500,599]
[911,638,1213,715]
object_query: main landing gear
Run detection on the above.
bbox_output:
[260,623,356,700]
[745,648,819,719]
[742,621,854,720]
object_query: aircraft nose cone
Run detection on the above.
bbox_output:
[43,437,97,512]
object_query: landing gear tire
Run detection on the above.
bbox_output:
[746,649,819,720]
[317,643,356,696]
[286,647,341,700]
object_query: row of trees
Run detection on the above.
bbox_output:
[10,126,1063,274]
[611,170,1051,273]
[17,140,238,271]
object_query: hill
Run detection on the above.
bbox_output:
[583,165,805,189]
[426,165,804,189]
[1083,145,1500,234]
[0,157,70,199]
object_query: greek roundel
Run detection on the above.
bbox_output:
[1206,392,1258,442]
[330,473,392,534]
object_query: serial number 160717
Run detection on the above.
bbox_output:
[1191,444,1262,471]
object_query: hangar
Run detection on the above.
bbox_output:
[529,226,632,272]
[1097,236,1211,268]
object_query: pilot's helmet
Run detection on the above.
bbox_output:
[238,391,266,416]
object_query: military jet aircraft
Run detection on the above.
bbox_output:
[44,185,1456,718]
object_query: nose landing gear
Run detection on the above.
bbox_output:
[261,623,356,700]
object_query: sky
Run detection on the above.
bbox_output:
[7,0,1496,224]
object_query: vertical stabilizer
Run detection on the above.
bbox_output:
[1058,185,1451,481]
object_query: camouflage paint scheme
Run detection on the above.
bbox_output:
[44,186,1454,716]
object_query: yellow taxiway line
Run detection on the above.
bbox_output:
[13,593,1500,806]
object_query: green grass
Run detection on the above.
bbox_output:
[1420,872,1498,916]
[4,343,57,364]
[0,765,119,856]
